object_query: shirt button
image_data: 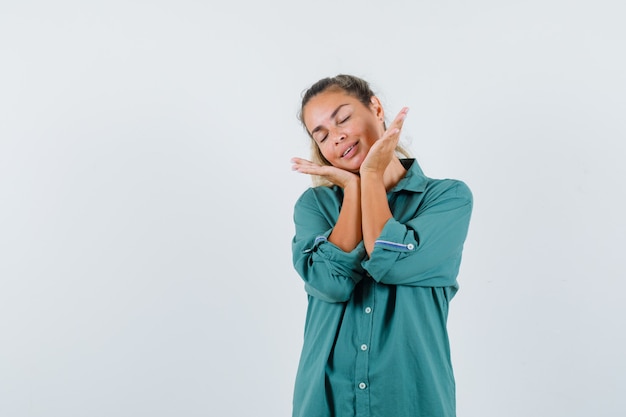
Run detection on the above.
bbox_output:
[407,243,415,250]
[360,344,368,351]
[364,307,372,314]
[358,382,367,390]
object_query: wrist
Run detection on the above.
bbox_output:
[342,175,361,190]
[359,170,384,184]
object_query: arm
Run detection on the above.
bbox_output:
[362,180,473,287]
[360,171,392,255]
[328,178,362,251]
[291,157,362,252]
[292,187,367,303]
[360,107,409,255]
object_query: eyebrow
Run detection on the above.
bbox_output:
[310,103,349,136]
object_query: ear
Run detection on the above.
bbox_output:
[369,96,385,122]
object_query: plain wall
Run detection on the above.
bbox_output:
[1,1,624,416]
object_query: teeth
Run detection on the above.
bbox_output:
[342,145,354,157]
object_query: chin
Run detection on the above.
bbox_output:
[348,157,364,173]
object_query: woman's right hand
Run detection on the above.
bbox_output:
[291,157,360,189]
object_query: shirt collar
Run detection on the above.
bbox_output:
[389,158,429,193]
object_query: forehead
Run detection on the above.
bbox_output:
[302,90,360,129]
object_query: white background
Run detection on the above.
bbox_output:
[1,1,624,416]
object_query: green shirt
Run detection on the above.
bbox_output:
[291,159,473,417]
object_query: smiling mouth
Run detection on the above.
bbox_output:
[342,143,357,157]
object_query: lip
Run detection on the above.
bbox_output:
[340,141,359,158]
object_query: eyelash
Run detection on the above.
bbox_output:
[318,116,350,143]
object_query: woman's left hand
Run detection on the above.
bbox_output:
[360,107,409,176]
[290,157,360,189]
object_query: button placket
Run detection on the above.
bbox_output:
[355,280,375,415]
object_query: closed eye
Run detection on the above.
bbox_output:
[339,115,350,124]
[313,132,328,143]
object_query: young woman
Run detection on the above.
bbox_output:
[290,74,473,417]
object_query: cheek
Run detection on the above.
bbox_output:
[316,143,334,163]
[362,124,382,145]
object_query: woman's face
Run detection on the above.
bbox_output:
[302,89,385,173]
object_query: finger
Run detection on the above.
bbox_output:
[379,127,402,147]
[291,157,313,165]
[291,157,314,169]
[375,107,408,145]
[388,107,409,132]
[380,108,408,146]
[292,159,325,175]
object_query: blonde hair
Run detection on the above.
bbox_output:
[299,74,411,187]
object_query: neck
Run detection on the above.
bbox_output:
[383,157,407,191]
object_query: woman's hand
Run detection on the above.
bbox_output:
[291,157,360,189]
[360,107,409,176]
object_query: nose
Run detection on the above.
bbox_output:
[330,128,346,144]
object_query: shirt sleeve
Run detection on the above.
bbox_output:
[292,187,367,303]
[361,180,473,288]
